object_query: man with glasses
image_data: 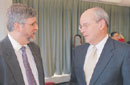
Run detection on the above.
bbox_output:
[0,3,45,85]
[70,7,130,85]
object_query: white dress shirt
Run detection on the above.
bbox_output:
[84,34,109,84]
[8,34,39,85]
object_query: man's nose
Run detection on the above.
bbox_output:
[34,24,38,30]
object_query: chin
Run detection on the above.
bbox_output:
[85,38,89,43]
[85,40,89,43]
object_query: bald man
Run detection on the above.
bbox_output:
[70,7,130,85]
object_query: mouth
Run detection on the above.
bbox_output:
[33,31,36,35]
[83,34,88,37]
[32,31,37,36]
[30,32,36,39]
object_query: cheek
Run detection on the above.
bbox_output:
[89,27,98,36]
[87,28,94,34]
[31,27,37,32]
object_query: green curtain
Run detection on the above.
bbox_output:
[13,0,130,77]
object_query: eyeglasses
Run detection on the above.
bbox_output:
[79,23,90,30]
[24,22,38,26]
[79,20,100,30]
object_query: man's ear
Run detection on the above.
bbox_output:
[99,19,106,30]
[13,23,22,32]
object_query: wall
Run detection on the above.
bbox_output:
[0,0,12,40]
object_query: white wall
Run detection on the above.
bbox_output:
[0,0,12,40]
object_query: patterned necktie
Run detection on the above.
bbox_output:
[84,46,97,85]
[21,46,37,85]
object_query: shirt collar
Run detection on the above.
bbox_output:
[89,34,109,50]
[96,34,109,50]
[8,34,27,51]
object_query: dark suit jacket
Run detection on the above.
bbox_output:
[0,55,6,85]
[70,37,130,85]
[0,36,45,85]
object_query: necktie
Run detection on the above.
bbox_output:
[21,46,37,85]
[84,46,97,85]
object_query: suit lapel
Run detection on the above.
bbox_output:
[78,43,89,71]
[90,38,115,84]
[28,43,44,85]
[2,36,24,85]
[76,43,89,84]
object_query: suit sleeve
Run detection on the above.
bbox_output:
[122,48,130,85]
[69,48,78,85]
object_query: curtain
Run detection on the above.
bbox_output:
[13,0,130,77]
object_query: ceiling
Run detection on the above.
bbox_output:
[82,0,130,7]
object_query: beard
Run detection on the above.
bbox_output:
[27,34,36,42]
[28,37,34,42]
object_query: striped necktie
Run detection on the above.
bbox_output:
[21,46,37,85]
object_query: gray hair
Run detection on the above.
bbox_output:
[6,3,37,32]
[93,7,109,27]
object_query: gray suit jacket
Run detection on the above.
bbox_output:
[70,37,130,85]
[0,36,45,85]
[0,55,6,85]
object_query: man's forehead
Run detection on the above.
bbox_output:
[82,8,94,15]
[80,10,94,22]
